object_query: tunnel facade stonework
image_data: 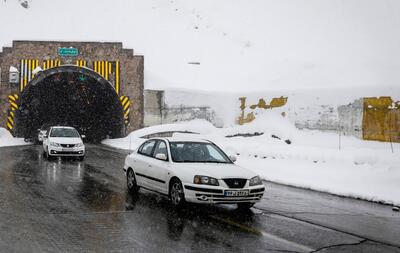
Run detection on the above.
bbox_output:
[0,40,144,136]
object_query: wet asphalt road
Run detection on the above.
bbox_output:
[0,144,399,253]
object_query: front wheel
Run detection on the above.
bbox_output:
[78,156,85,161]
[169,179,186,208]
[45,148,53,160]
[127,169,140,194]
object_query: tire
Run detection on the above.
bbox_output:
[127,169,140,194]
[78,156,85,161]
[237,202,255,210]
[169,178,186,208]
[45,148,52,160]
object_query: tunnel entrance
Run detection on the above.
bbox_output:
[14,66,125,143]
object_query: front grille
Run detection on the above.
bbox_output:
[61,144,75,148]
[50,150,83,155]
[195,193,263,203]
[223,178,247,188]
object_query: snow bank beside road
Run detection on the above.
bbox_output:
[0,128,29,147]
[102,119,216,151]
[103,118,400,206]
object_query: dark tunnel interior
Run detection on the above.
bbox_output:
[15,69,125,143]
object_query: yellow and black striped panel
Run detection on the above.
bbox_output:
[120,95,131,125]
[115,61,120,95]
[76,60,87,67]
[19,59,40,91]
[42,59,61,70]
[92,60,120,95]
[6,94,19,131]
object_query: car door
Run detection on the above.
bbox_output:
[134,140,157,189]
[145,140,170,194]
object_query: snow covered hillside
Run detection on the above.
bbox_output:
[0,128,29,147]
[1,0,400,92]
[103,116,400,206]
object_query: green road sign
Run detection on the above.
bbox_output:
[58,47,79,57]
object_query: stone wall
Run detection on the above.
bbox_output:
[143,89,218,127]
[144,90,164,126]
[0,40,144,134]
[338,99,363,138]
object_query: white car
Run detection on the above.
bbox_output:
[42,126,86,160]
[38,129,47,143]
[123,137,265,209]
[37,124,51,143]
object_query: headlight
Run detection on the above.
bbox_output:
[249,176,263,186]
[194,175,219,186]
[75,143,84,147]
[50,142,60,147]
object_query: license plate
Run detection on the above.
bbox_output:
[224,190,249,197]
[62,148,71,151]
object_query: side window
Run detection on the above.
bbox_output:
[153,141,168,160]
[206,144,226,161]
[138,140,156,157]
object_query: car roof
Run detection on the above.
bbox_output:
[151,137,211,143]
[50,126,76,129]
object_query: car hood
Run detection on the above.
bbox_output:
[172,162,258,179]
[48,137,82,144]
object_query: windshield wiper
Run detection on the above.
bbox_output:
[173,160,229,163]
[174,160,203,163]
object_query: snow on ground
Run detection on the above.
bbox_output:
[0,128,29,147]
[102,119,216,150]
[103,114,400,206]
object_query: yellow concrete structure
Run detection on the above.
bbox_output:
[363,97,400,143]
[238,96,288,125]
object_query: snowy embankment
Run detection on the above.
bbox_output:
[0,128,29,147]
[102,116,400,206]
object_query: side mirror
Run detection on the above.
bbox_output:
[81,135,86,139]
[155,153,167,161]
[229,155,237,163]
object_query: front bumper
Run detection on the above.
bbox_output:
[48,146,85,156]
[183,184,265,204]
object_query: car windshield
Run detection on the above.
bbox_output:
[50,128,80,138]
[169,141,232,163]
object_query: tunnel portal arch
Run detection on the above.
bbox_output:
[14,65,125,142]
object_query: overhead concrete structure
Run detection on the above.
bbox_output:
[0,40,144,141]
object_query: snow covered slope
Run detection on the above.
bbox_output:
[1,0,400,92]
[0,128,29,147]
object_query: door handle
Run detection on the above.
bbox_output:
[148,165,152,167]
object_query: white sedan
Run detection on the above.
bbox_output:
[43,126,86,160]
[123,137,265,209]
